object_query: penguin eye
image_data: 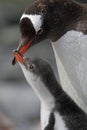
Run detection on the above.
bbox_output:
[37,28,43,35]
[29,64,34,70]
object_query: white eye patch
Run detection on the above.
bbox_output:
[20,13,42,33]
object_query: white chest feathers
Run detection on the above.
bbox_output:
[41,105,68,130]
[41,104,52,130]
[54,112,68,130]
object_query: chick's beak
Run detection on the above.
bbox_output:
[14,51,25,64]
[12,39,33,65]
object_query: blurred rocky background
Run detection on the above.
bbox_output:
[0,0,87,130]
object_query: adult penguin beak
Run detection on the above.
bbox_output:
[12,39,33,65]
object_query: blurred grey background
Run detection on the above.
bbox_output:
[0,0,87,130]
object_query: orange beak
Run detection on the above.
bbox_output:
[19,39,33,55]
[12,39,33,65]
[14,51,25,64]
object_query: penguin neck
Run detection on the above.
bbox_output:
[26,76,55,110]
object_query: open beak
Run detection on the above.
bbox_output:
[12,39,33,65]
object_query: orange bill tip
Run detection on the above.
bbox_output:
[12,39,33,65]
[14,51,25,64]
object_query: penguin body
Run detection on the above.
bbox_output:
[16,56,87,130]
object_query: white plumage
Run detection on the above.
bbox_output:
[52,30,87,113]
[20,14,42,33]
[54,112,68,130]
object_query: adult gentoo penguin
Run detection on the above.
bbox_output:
[14,52,87,130]
[12,0,87,112]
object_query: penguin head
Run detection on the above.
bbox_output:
[12,0,63,63]
[17,1,50,55]
[14,51,54,84]
[20,57,53,83]
[19,13,48,51]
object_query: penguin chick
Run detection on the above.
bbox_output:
[15,52,87,130]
